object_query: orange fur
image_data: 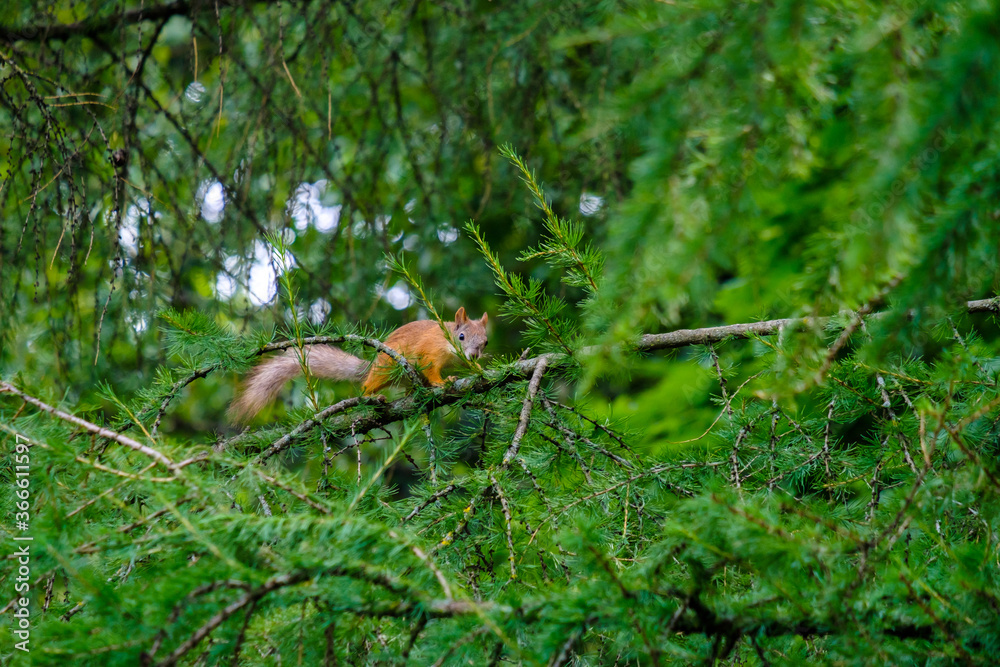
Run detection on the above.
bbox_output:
[230,308,488,422]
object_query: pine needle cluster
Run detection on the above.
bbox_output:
[4,173,1000,666]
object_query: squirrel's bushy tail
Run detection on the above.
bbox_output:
[229,346,368,423]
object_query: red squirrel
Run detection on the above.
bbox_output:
[229,307,488,422]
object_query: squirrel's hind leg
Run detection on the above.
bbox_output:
[361,375,386,395]
[423,366,445,385]
[361,364,391,395]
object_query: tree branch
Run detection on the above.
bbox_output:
[0,380,179,473]
[0,1,193,44]
[224,297,1000,449]
[502,357,547,466]
[636,297,998,352]
[152,571,310,667]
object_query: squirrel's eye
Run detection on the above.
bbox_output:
[459,333,465,341]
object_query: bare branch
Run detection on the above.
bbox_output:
[635,296,998,353]
[502,356,548,466]
[0,381,179,473]
[255,395,386,464]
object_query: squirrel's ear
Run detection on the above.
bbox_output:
[480,312,488,325]
[455,307,468,324]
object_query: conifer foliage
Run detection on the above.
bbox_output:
[3,1,1000,665]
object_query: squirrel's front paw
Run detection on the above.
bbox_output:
[445,375,457,383]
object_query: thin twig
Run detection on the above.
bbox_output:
[152,572,310,667]
[403,484,457,523]
[490,472,517,580]
[255,395,385,464]
[502,357,548,466]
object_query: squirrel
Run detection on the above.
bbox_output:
[229,307,489,422]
